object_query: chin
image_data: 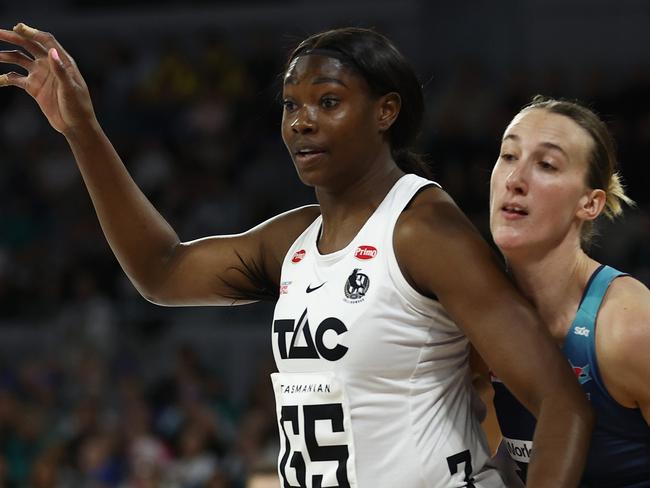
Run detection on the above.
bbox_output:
[292,165,318,188]
[492,229,528,255]
[295,173,316,188]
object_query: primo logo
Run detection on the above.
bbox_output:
[574,326,590,337]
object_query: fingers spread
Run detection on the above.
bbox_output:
[13,23,71,65]
[0,49,34,70]
[0,28,48,58]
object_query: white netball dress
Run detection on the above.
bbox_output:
[271,174,505,488]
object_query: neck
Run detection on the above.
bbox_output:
[505,239,600,340]
[315,147,404,253]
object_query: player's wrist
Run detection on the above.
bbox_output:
[62,115,102,142]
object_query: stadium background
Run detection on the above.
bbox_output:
[0,0,648,486]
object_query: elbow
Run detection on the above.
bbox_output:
[126,245,181,306]
[141,290,169,306]
[134,283,168,306]
[131,278,175,307]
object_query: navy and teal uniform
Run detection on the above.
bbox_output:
[492,265,650,487]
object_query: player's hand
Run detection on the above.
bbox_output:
[0,23,96,134]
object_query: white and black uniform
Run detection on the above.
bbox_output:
[270,174,505,487]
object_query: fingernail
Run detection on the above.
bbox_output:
[0,74,8,86]
[51,48,61,62]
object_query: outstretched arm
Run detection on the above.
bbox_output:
[0,24,317,305]
[395,187,593,488]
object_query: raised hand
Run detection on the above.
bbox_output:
[0,23,96,134]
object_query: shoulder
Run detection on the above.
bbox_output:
[255,204,321,238]
[395,185,481,246]
[394,185,500,297]
[599,275,650,353]
[254,204,321,272]
[597,274,650,406]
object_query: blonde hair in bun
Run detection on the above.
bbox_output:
[603,171,635,220]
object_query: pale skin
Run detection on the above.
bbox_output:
[482,107,650,450]
[0,23,594,487]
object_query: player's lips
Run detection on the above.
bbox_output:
[292,142,328,165]
[500,201,529,220]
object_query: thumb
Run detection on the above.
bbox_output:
[48,48,67,78]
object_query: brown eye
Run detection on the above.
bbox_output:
[321,97,340,109]
[539,161,556,171]
[282,99,297,112]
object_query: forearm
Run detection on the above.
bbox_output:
[64,120,180,299]
[459,300,593,485]
[527,392,593,487]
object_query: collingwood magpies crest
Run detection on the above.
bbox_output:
[344,268,369,302]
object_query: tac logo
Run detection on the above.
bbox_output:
[569,361,592,385]
[344,268,369,302]
[273,309,348,361]
[291,249,306,263]
[574,326,590,337]
[354,245,377,260]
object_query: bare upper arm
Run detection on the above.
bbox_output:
[394,187,580,415]
[596,276,650,424]
[151,205,321,306]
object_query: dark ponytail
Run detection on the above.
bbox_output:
[392,149,433,179]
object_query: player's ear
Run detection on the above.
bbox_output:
[377,92,401,133]
[577,188,606,221]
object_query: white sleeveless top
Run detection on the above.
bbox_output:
[271,174,505,487]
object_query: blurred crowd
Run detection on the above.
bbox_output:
[0,22,648,487]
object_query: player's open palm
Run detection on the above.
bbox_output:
[0,23,96,134]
